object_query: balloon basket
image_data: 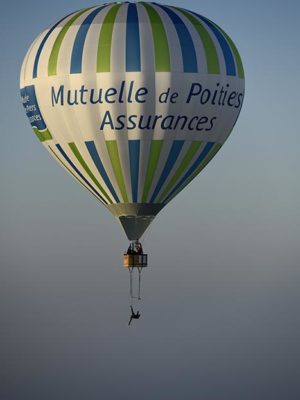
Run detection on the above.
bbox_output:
[123,254,148,269]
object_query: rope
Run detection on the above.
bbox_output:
[128,267,143,301]
[138,268,141,300]
[129,268,133,302]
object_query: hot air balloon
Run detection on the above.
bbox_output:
[20,2,244,298]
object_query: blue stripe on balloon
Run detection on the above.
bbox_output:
[128,140,140,203]
[126,3,141,71]
[70,6,106,74]
[163,142,214,203]
[56,144,108,204]
[85,141,120,203]
[192,12,236,76]
[32,13,73,78]
[150,140,184,203]
[155,4,198,73]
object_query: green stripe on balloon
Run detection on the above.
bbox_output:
[48,7,93,76]
[142,140,163,202]
[165,143,222,204]
[157,141,202,203]
[105,140,129,203]
[175,8,220,74]
[68,142,113,203]
[210,21,244,78]
[48,145,103,203]
[97,4,121,73]
[33,127,53,142]
[141,3,171,72]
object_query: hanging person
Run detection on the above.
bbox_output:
[128,306,141,326]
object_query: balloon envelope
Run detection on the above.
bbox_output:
[20,2,245,240]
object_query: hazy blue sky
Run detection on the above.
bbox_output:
[1,1,300,399]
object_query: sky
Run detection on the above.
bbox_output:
[1,0,300,399]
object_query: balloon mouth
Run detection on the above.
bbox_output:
[106,203,165,240]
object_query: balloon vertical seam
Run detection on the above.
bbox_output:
[126,3,141,72]
[150,140,185,203]
[68,142,113,204]
[128,140,141,203]
[154,3,198,73]
[85,141,120,203]
[32,12,74,78]
[106,141,129,203]
[172,8,220,75]
[48,7,95,77]
[141,2,171,72]
[55,144,108,204]
[157,141,202,203]
[141,140,164,203]
[70,6,109,75]
[163,143,223,204]
[97,4,122,73]
[162,142,215,203]
[191,11,237,76]
[48,145,104,203]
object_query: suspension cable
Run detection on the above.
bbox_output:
[138,268,141,300]
[129,267,133,300]
[128,267,143,301]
